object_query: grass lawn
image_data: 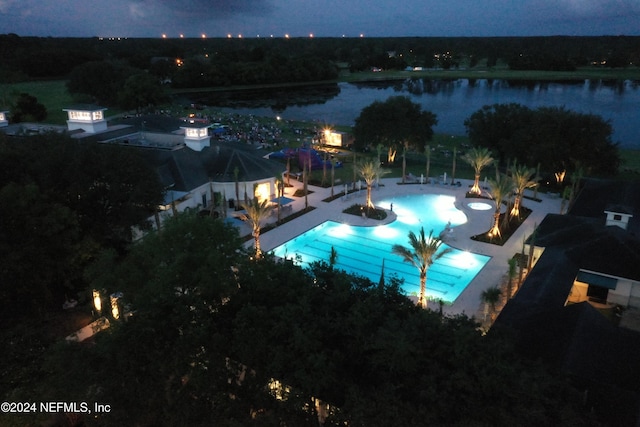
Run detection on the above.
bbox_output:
[2,80,73,125]
[619,148,640,179]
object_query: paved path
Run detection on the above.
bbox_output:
[251,177,562,319]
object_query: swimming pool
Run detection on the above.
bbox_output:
[271,194,491,304]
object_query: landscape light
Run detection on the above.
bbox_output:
[110,292,123,320]
[92,290,102,314]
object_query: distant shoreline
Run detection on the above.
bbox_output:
[171,66,640,95]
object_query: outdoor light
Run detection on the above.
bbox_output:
[110,292,123,320]
[92,289,102,314]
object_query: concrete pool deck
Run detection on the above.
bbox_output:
[254,177,563,319]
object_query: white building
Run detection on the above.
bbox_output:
[63,104,108,134]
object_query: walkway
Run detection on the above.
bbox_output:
[252,177,562,319]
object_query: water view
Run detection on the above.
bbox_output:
[191,79,640,149]
[271,194,491,304]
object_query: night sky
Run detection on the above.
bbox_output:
[1,0,639,38]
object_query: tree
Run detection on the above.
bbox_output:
[392,227,452,309]
[330,157,337,198]
[58,213,250,425]
[507,257,517,300]
[425,144,431,182]
[117,72,168,113]
[465,103,620,177]
[42,213,599,426]
[10,92,47,122]
[481,286,502,322]
[509,163,537,218]
[0,133,164,316]
[67,60,135,105]
[353,96,437,152]
[240,197,274,259]
[0,182,79,318]
[486,173,513,240]
[357,159,388,211]
[463,147,494,195]
[464,103,532,165]
[275,174,284,222]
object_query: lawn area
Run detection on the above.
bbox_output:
[619,148,640,179]
[2,80,74,125]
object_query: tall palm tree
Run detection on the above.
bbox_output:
[233,166,240,209]
[506,257,517,300]
[330,158,337,198]
[392,227,452,309]
[487,173,513,240]
[510,163,537,218]
[450,146,457,185]
[274,175,284,222]
[481,286,502,321]
[462,147,494,195]
[240,198,274,259]
[425,144,431,182]
[357,160,388,211]
[401,141,408,184]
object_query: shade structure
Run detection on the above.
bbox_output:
[271,196,294,205]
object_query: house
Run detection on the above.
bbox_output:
[495,178,640,425]
[0,110,8,127]
[86,114,284,218]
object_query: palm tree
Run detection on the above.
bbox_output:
[462,147,494,195]
[401,141,408,184]
[425,144,431,183]
[487,173,513,240]
[510,163,537,218]
[506,257,517,300]
[240,198,274,259]
[330,157,337,198]
[357,160,388,211]
[233,166,240,209]
[481,286,502,321]
[274,175,284,222]
[450,146,457,185]
[392,227,452,309]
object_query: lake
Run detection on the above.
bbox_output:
[188,79,640,149]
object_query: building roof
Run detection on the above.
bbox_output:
[569,178,640,235]
[496,178,640,411]
[141,141,285,192]
[63,104,108,112]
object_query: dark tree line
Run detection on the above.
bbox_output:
[2,34,639,83]
[0,133,164,320]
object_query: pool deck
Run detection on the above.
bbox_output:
[253,177,562,319]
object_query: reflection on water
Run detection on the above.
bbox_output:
[184,79,640,148]
[189,83,341,113]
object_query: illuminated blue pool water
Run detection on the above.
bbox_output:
[271,194,491,304]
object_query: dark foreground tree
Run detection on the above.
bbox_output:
[40,214,599,426]
[10,92,47,122]
[0,133,164,318]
